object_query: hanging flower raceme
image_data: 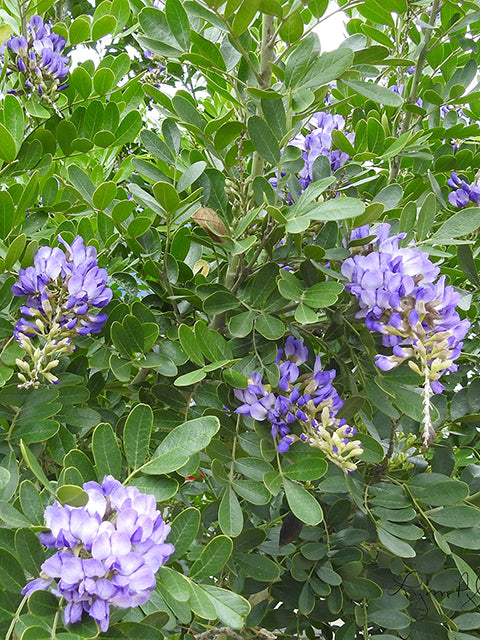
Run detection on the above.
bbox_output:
[1,15,69,96]
[234,336,363,473]
[12,236,112,388]
[23,476,174,632]
[447,171,480,208]
[342,223,470,446]
[290,112,354,187]
[269,111,354,202]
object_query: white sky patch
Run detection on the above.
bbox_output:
[313,2,348,52]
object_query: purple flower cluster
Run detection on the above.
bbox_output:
[342,223,470,444]
[290,112,354,189]
[12,236,112,387]
[447,172,480,208]
[23,476,174,632]
[234,337,362,473]
[269,112,354,204]
[2,15,69,95]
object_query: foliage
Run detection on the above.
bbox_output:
[0,0,478,638]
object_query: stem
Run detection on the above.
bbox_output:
[195,628,244,640]
[5,595,28,640]
[390,0,442,180]
[422,363,435,448]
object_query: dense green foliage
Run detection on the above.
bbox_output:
[0,0,480,638]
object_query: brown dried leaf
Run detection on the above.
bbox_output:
[191,207,229,242]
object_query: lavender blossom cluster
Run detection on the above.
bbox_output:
[23,476,174,632]
[234,337,362,473]
[290,112,354,188]
[2,15,69,96]
[12,235,112,387]
[270,112,354,202]
[447,172,480,208]
[342,223,470,445]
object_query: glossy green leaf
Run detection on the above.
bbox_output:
[190,535,233,580]
[56,485,89,507]
[170,507,201,559]
[166,0,190,49]
[284,478,323,525]
[343,79,403,107]
[92,423,122,479]
[123,403,153,469]
[248,116,281,164]
[219,487,243,537]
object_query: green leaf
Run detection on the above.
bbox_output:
[129,475,178,502]
[93,67,115,95]
[70,66,92,99]
[232,479,271,505]
[166,0,190,50]
[0,501,32,528]
[0,548,25,591]
[255,313,285,340]
[123,403,153,469]
[370,609,410,630]
[69,15,91,44]
[303,281,344,308]
[158,566,191,601]
[408,474,469,506]
[92,181,117,210]
[248,116,281,164]
[143,416,220,473]
[343,79,403,107]
[457,245,480,286]
[261,97,286,138]
[284,457,328,481]
[229,311,255,338]
[56,485,89,507]
[202,585,250,628]
[430,207,480,242]
[140,448,189,474]
[279,11,303,43]
[0,191,15,239]
[428,505,480,528]
[92,14,117,40]
[174,369,207,387]
[377,525,415,557]
[177,161,207,192]
[4,94,24,151]
[92,423,122,479]
[115,111,142,146]
[444,527,480,550]
[235,553,281,581]
[170,507,201,559]
[294,303,318,324]
[283,478,323,525]
[153,181,179,212]
[190,535,233,580]
[0,123,17,163]
[232,0,259,35]
[219,487,243,537]
[299,48,354,90]
[178,324,205,366]
[19,441,53,494]
[157,416,219,456]
[15,528,44,576]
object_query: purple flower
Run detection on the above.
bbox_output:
[23,476,174,632]
[233,338,362,472]
[342,223,470,402]
[2,15,70,95]
[447,172,480,208]
[12,236,112,387]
